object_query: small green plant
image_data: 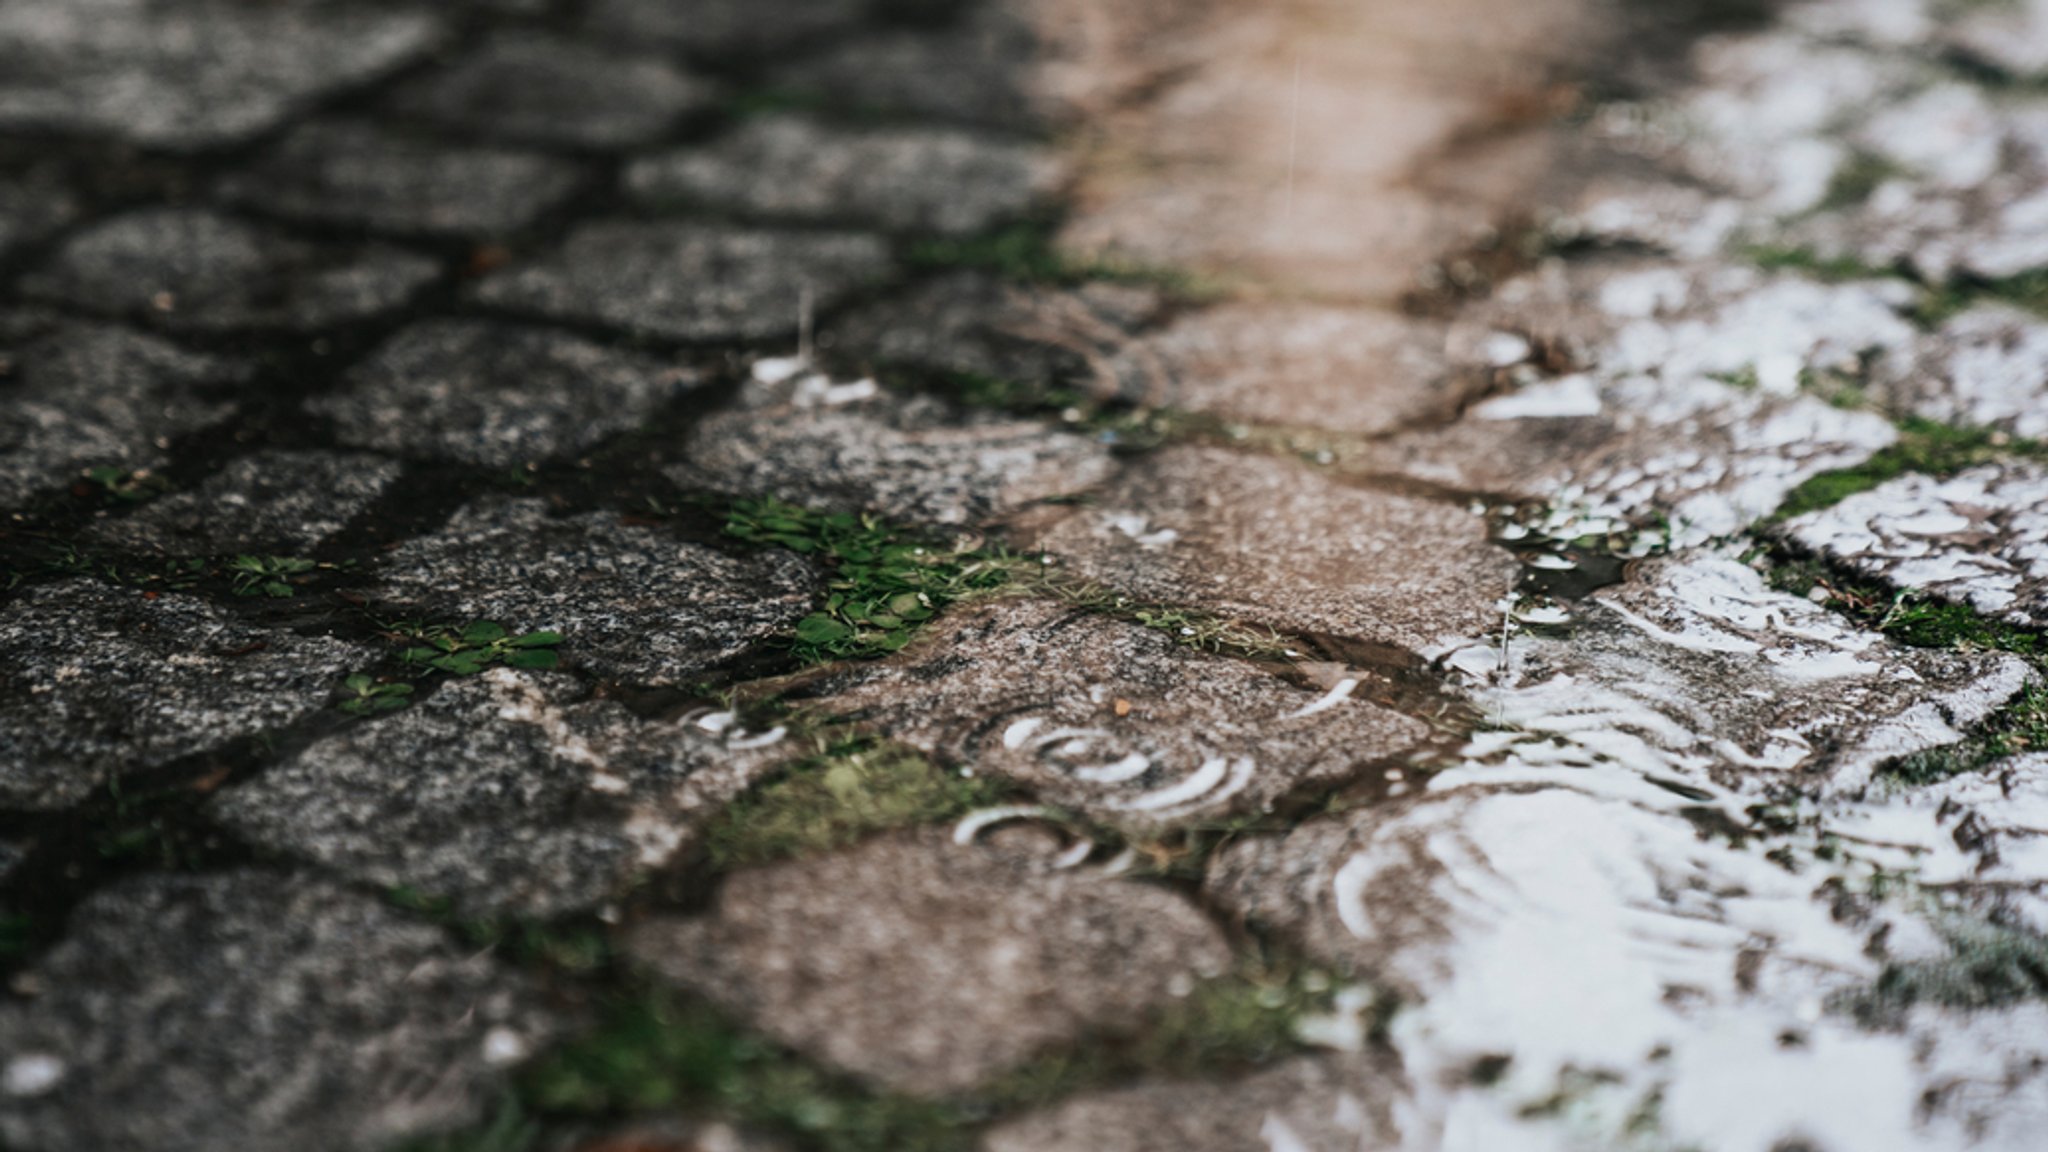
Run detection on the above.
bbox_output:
[397,621,563,675]
[725,499,1029,661]
[337,673,414,716]
[81,465,166,502]
[227,555,316,598]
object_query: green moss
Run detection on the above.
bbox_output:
[1765,418,2022,524]
[700,736,1016,870]
[1838,918,2048,1022]
[1818,150,1908,212]
[1746,245,1899,282]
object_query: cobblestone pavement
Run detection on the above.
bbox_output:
[8,1,2048,1150]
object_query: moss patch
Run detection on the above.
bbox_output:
[1837,918,2048,1023]
[699,735,1016,870]
[903,222,1225,300]
[1764,418,2034,524]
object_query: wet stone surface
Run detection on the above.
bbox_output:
[0,320,248,509]
[628,828,1232,1097]
[80,449,401,556]
[386,32,717,150]
[19,209,440,333]
[472,222,893,343]
[0,580,367,809]
[1030,445,1520,654]
[982,1056,1399,1152]
[313,319,702,467]
[1783,461,2048,629]
[213,669,792,918]
[1876,302,2048,440]
[666,366,1113,526]
[625,115,1061,237]
[215,119,587,240]
[0,0,442,149]
[0,870,546,1152]
[801,598,1432,830]
[366,497,817,686]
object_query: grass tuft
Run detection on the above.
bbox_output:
[1765,418,2026,524]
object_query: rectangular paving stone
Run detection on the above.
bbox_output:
[385,31,717,149]
[0,320,248,509]
[20,209,439,333]
[628,828,1231,1097]
[1103,303,1485,437]
[665,365,1113,526]
[0,580,369,810]
[215,119,586,240]
[0,870,546,1152]
[312,319,702,467]
[799,598,1432,831]
[212,669,794,918]
[1782,461,2048,630]
[1026,445,1520,654]
[366,497,818,686]
[0,0,442,149]
[80,450,402,557]
[624,114,1062,237]
[471,221,893,343]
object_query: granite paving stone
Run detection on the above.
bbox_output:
[770,6,1044,131]
[825,270,1161,394]
[472,221,892,343]
[313,319,701,467]
[981,1057,1400,1152]
[1104,303,1485,436]
[0,0,442,149]
[1782,461,2048,630]
[0,173,76,262]
[0,320,248,509]
[585,0,868,59]
[216,119,586,240]
[0,870,547,1152]
[20,209,440,333]
[665,365,1113,525]
[625,114,1061,237]
[1028,445,1521,654]
[80,450,402,557]
[387,32,717,149]
[0,580,369,810]
[366,497,818,685]
[1875,302,2048,440]
[800,598,1432,830]
[213,669,794,917]
[627,828,1232,1097]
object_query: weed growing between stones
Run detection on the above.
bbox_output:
[225,554,316,598]
[1759,553,2048,784]
[336,672,413,716]
[1764,417,2045,525]
[699,734,1015,870]
[393,620,564,676]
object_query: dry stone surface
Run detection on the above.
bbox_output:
[473,222,892,343]
[628,829,1232,1097]
[367,498,817,686]
[801,598,1431,830]
[20,209,438,333]
[0,580,366,809]
[1030,445,1520,654]
[386,33,716,149]
[213,670,794,917]
[666,365,1113,526]
[313,319,702,466]
[626,115,1060,237]
[0,870,546,1152]
[216,119,586,239]
[0,0,442,149]
[0,320,247,508]
[81,449,400,556]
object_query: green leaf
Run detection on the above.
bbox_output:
[508,631,562,648]
[461,621,508,645]
[344,673,372,692]
[794,615,852,645]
